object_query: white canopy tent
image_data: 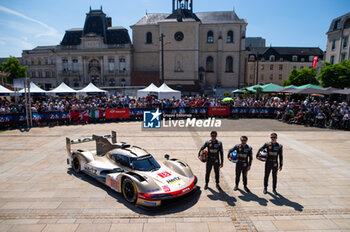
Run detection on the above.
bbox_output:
[136,83,160,98]
[0,85,14,96]
[158,83,181,100]
[77,82,107,95]
[47,82,77,95]
[19,82,47,95]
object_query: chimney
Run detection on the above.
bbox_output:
[107,17,112,27]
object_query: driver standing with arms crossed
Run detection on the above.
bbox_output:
[198,131,223,191]
[257,132,283,195]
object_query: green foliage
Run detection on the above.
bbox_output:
[0,56,27,84]
[283,68,319,86]
[317,60,350,88]
[223,91,232,97]
[253,86,263,98]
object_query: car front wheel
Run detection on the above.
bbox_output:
[122,177,137,204]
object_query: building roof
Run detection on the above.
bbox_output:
[133,11,246,26]
[248,47,324,56]
[60,8,131,46]
[327,12,350,33]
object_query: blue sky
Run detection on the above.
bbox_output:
[0,0,349,58]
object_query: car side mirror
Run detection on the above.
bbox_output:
[164,154,170,160]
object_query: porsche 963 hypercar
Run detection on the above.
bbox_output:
[66,131,197,207]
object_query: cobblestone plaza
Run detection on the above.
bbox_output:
[0,119,349,231]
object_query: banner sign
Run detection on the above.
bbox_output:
[105,109,130,119]
[45,112,70,121]
[313,56,318,69]
[0,115,13,124]
[208,107,230,116]
[70,111,89,123]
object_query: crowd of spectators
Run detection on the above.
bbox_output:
[0,94,349,130]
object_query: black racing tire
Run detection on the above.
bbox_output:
[122,177,137,204]
[72,157,81,173]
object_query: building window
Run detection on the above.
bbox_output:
[260,64,264,70]
[341,53,347,62]
[309,56,314,62]
[108,58,115,73]
[249,74,253,80]
[269,55,275,62]
[269,74,273,80]
[62,59,68,71]
[64,78,69,85]
[46,71,50,78]
[121,79,126,87]
[300,66,304,69]
[72,59,78,72]
[31,71,35,77]
[278,74,282,80]
[249,55,255,61]
[226,31,233,43]
[301,58,305,62]
[330,56,335,64]
[309,66,313,69]
[146,32,152,44]
[119,58,126,73]
[45,58,48,65]
[334,19,341,30]
[270,64,274,70]
[293,66,297,69]
[225,56,233,72]
[279,64,283,70]
[207,31,214,43]
[332,40,336,50]
[279,58,284,61]
[109,79,115,86]
[206,56,214,72]
[250,64,254,70]
[343,36,349,48]
[260,74,264,80]
[73,79,79,87]
[292,56,297,62]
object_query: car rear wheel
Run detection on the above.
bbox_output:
[72,157,81,173]
[122,177,137,204]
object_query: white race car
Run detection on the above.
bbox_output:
[66,131,197,207]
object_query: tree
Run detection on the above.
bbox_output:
[283,68,319,86]
[0,56,27,84]
[317,60,350,88]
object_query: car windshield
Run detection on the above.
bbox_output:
[130,155,161,171]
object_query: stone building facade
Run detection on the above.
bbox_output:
[246,47,324,86]
[131,0,247,93]
[22,7,132,90]
[326,12,350,64]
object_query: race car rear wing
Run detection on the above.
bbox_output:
[66,131,117,156]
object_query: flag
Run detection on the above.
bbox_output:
[313,56,318,68]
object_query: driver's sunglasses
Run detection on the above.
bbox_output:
[271,137,277,139]
[211,134,217,137]
[241,139,247,142]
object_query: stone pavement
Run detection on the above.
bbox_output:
[0,119,349,232]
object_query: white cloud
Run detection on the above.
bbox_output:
[0,36,34,50]
[0,5,61,39]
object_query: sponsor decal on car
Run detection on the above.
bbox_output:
[166,176,181,185]
[157,171,172,178]
[143,200,157,206]
[147,188,160,193]
[162,185,171,192]
[84,166,97,175]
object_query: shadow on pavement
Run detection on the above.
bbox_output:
[67,168,201,215]
[237,189,268,206]
[267,192,304,211]
[207,187,237,206]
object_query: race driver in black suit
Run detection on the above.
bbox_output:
[198,131,223,191]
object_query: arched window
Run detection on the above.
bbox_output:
[225,56,233,72]
[109,79,115,86]
[146,32,152,44]
[207,31,214,43]
[73,79,79,87]
[227,31,233,43]
[206,56,214,72]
